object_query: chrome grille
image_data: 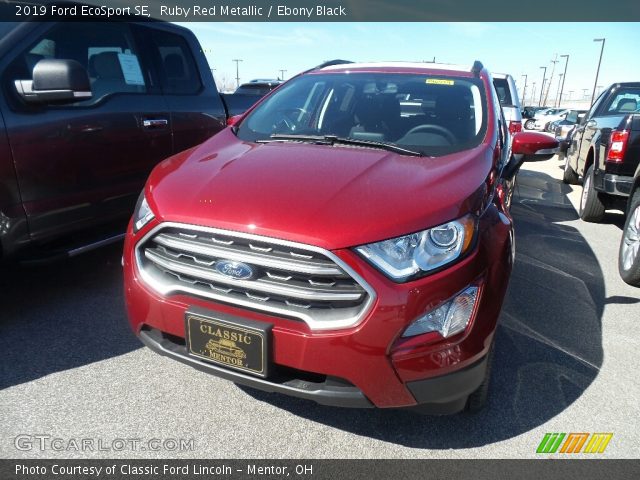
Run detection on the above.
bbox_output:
[135,223,375,330]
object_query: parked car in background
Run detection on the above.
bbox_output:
[539,109,569,131]
[124,60,557,414]
[548,109,586,133]
[493,73,522,135]
[524,108,567,130]
[522,106,546,120]
[234,79,283,95]
[222,79,284,117]
[552,110,587,157]
[0,21,227,261]
[563,83,640,286]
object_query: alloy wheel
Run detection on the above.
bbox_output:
[621,204,640,271]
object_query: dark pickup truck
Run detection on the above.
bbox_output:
[563,82,640,285]
[0,21,228,260]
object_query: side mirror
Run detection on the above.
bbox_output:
[15,59,91,104]
[512,132,559,161]
[502,132,559,180]
[578,113,586,123]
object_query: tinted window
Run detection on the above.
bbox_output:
[149,30,201,95]
[566,110,579,123]
[235,85,274,95]
[237,73,487,157]
[234,83,278,95]
[6,22,147,106]
[493,78,513,107]
[603,88,640,114]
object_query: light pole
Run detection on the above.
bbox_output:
[531,82,537,107]
[521,74,528,106]
[232,59,243,88]
[558,54,569,108]
[555,74,563,108]
[543,56,558,107]
[591,38,605,106]
[539,66,547,107]
[278,69,287,80]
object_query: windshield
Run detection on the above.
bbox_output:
[236,72,487,157]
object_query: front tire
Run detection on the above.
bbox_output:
[465,345,494,413]
[562,155,579,185]
[579,165,606,222]
[619,190,640,286]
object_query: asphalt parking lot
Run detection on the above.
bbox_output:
[1,156,639,459]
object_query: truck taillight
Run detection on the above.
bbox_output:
[607,130,629,163]
[509,121,522,135]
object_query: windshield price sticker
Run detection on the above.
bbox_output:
[426,79,455,86]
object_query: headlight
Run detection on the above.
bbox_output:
[355,214,476,281]
[133,191,155,233]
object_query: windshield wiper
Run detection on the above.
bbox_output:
[257,134,423,157]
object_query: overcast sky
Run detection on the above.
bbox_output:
[178,22,640,102]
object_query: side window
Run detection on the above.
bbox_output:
[6,23,147,107]
[603,89,640,115]
[493,78,512,107]
[149,30,202,95]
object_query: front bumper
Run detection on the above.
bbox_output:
[124,206,513,409]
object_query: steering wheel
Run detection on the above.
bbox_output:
[403,124,457,144]
[273,108,310,132]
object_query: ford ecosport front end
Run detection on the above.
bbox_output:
[123,61,557,414]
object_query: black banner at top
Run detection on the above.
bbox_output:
[1,0,640,22]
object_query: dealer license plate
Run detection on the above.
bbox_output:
[185,310,270,378]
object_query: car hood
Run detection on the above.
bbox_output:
[147,129,492,250]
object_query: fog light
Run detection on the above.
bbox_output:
[402,286,479,338]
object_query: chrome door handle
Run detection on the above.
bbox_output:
[142,119,168,129]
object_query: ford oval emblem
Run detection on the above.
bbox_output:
[215,260,255,280]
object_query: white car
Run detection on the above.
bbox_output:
[524,108,567,130]
[493,73,522,136]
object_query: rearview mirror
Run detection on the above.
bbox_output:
[15,59,92,104]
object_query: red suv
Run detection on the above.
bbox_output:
[123,61,557,414]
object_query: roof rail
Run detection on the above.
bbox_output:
[302,59,353,74]
[471,61,484,77]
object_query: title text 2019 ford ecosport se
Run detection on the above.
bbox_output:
[123,61,558,414]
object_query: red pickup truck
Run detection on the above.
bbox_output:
[123,60,557,414]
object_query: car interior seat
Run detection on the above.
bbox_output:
[434,90,473,142]
[349,84,401,141]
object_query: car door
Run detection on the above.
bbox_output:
[574,91,608,175]
[0,22,173,243]
[134,23,226,155]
